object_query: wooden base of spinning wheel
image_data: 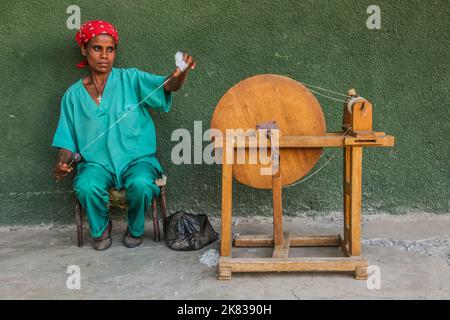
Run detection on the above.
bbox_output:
[218,234,369,281]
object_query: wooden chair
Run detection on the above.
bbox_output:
[75,175,168,247]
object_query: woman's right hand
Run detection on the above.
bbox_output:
[54,162,73,180]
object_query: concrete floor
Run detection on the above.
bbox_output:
[0,213,449,300]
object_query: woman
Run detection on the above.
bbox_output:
[52,20,196,251]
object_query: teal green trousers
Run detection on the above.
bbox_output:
[73,161,160,238]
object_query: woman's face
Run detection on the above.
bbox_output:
[81,34,116,73]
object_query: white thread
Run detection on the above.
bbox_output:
[73,67,358,188]
[78,75,173,156]
[298,81,352,98]
[347,97,366,114]
[283,127,353,188]
[306,87,348,103]
[77,51,188,157]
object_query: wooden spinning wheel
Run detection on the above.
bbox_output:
[211,74,395,280]
[211,74,325,189]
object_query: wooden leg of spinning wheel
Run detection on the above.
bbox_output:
[343,147,351,255]
[221,162,233,257]
[350,146,362,256]
[272,175,283,246]
[355,266,368,280]
[218,265,232,281]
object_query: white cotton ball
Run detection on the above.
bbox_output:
[175,51,184,62]
[175,51,189,72]
[178,61,189,72]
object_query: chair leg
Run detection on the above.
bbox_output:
[152,198,161,242]
[159,186,168,239]
[75,200,83,247]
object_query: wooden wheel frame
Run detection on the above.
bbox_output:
[211,74,326,189]
[211,74,395,280]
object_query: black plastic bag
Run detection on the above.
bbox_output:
[164,211,219,251]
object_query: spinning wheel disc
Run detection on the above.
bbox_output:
[211,74,326,189]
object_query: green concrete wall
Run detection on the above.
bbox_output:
[0,0,449,224]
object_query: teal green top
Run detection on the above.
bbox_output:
[52,67,172,189]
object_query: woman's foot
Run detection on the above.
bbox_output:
[93,221,112,251]
[123,228,143,248]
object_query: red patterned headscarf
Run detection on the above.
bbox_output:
[75,20,119,68]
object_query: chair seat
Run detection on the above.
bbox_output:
[109,189,127,209]
[108,174,167,210]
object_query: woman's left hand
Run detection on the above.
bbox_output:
[173,53,196,77]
